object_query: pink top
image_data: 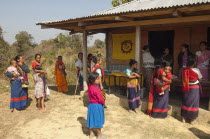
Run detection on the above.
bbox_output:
[6,66,23,80]
[88,84,105,104]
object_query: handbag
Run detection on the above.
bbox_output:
[46,86,51,96]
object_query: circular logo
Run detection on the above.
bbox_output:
[121,40,133,54]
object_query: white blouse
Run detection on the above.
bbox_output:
[190,68,202,84]
[142,51,155,68]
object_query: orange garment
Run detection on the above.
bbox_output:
[54,60,68,92]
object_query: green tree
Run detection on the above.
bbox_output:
[54,33,83,49]
[14,31,34,53]
[0,26,3,39]
[112,0,133,7]
[0,26,16,71]
[94,39,105,48]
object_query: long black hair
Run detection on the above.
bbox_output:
[143,45,150,51]
[35,54,41,59]
[88,53,93,59]
[178,44,193,67]
[93,56,101,64]
[200,41,208,46]
[187,54,196,67]
[129,59,138,72]
[88,72,99,85]
[129,59,137,67]
[14,54,23,62]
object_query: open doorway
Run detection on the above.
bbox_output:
[208,27,210,47]
[148,30,175,61]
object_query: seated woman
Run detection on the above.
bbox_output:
[147,58,171,118]
[182,54,202,124]
[54,56,68,93]
[126,59,141,113]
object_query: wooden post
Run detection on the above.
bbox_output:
[135,26,141,71]
[83,30,88,91]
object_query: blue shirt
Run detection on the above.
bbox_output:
[126,69,133,76]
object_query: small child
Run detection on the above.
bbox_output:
[6,60,23,80]
[86,72,106,139]
[160,65,172,95]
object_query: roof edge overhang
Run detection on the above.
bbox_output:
[36,3,210,33]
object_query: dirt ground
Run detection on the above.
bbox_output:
[0,84,210,139]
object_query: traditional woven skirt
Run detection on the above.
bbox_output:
[79,74,83,90]
[151,88,169,118]
[143,67,154,91]
[86,103,105,129]
[181,85,199,120]
[10,79,27,109]
[127,87,140,110]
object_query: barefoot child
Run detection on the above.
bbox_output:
[32,54,47,112]
[6,60,27,112]
[86,73,106,139]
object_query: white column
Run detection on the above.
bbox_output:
[135,26,141,71]
[83,30,88,91]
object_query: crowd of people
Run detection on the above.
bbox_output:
[4,41,209,139]
[143,41,209,121]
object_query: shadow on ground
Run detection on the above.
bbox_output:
[77,117,89,136]
[48,85,80,96]
[189,127,210,139]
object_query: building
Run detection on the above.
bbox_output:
[37,0,210,90]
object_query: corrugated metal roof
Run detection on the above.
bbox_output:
[93,0,210,16]
[37,0,210,25]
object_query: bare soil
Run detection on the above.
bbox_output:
[0,84,210,139]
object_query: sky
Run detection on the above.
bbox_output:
[0,0,112,45]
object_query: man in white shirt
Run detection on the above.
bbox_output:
[75,52,83,90]
[142,45,155,92]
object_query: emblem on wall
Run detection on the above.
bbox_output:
[121,40,133,54]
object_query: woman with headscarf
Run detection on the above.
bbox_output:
[147,58,171,118]
[54,56,68,93]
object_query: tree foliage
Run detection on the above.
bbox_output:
[54,33,82,49]
[0,26,3,39]
[14,31,35,54]
[94,39,105,48]
[0,26,16,71]
[112,0,133,7]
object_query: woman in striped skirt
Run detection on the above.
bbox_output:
[182,54,202,124]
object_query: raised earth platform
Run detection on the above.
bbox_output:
[80,90,210,125]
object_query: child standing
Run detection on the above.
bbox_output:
[91,56,107,109]
[32,54,47,112]
[86,73,106,139]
